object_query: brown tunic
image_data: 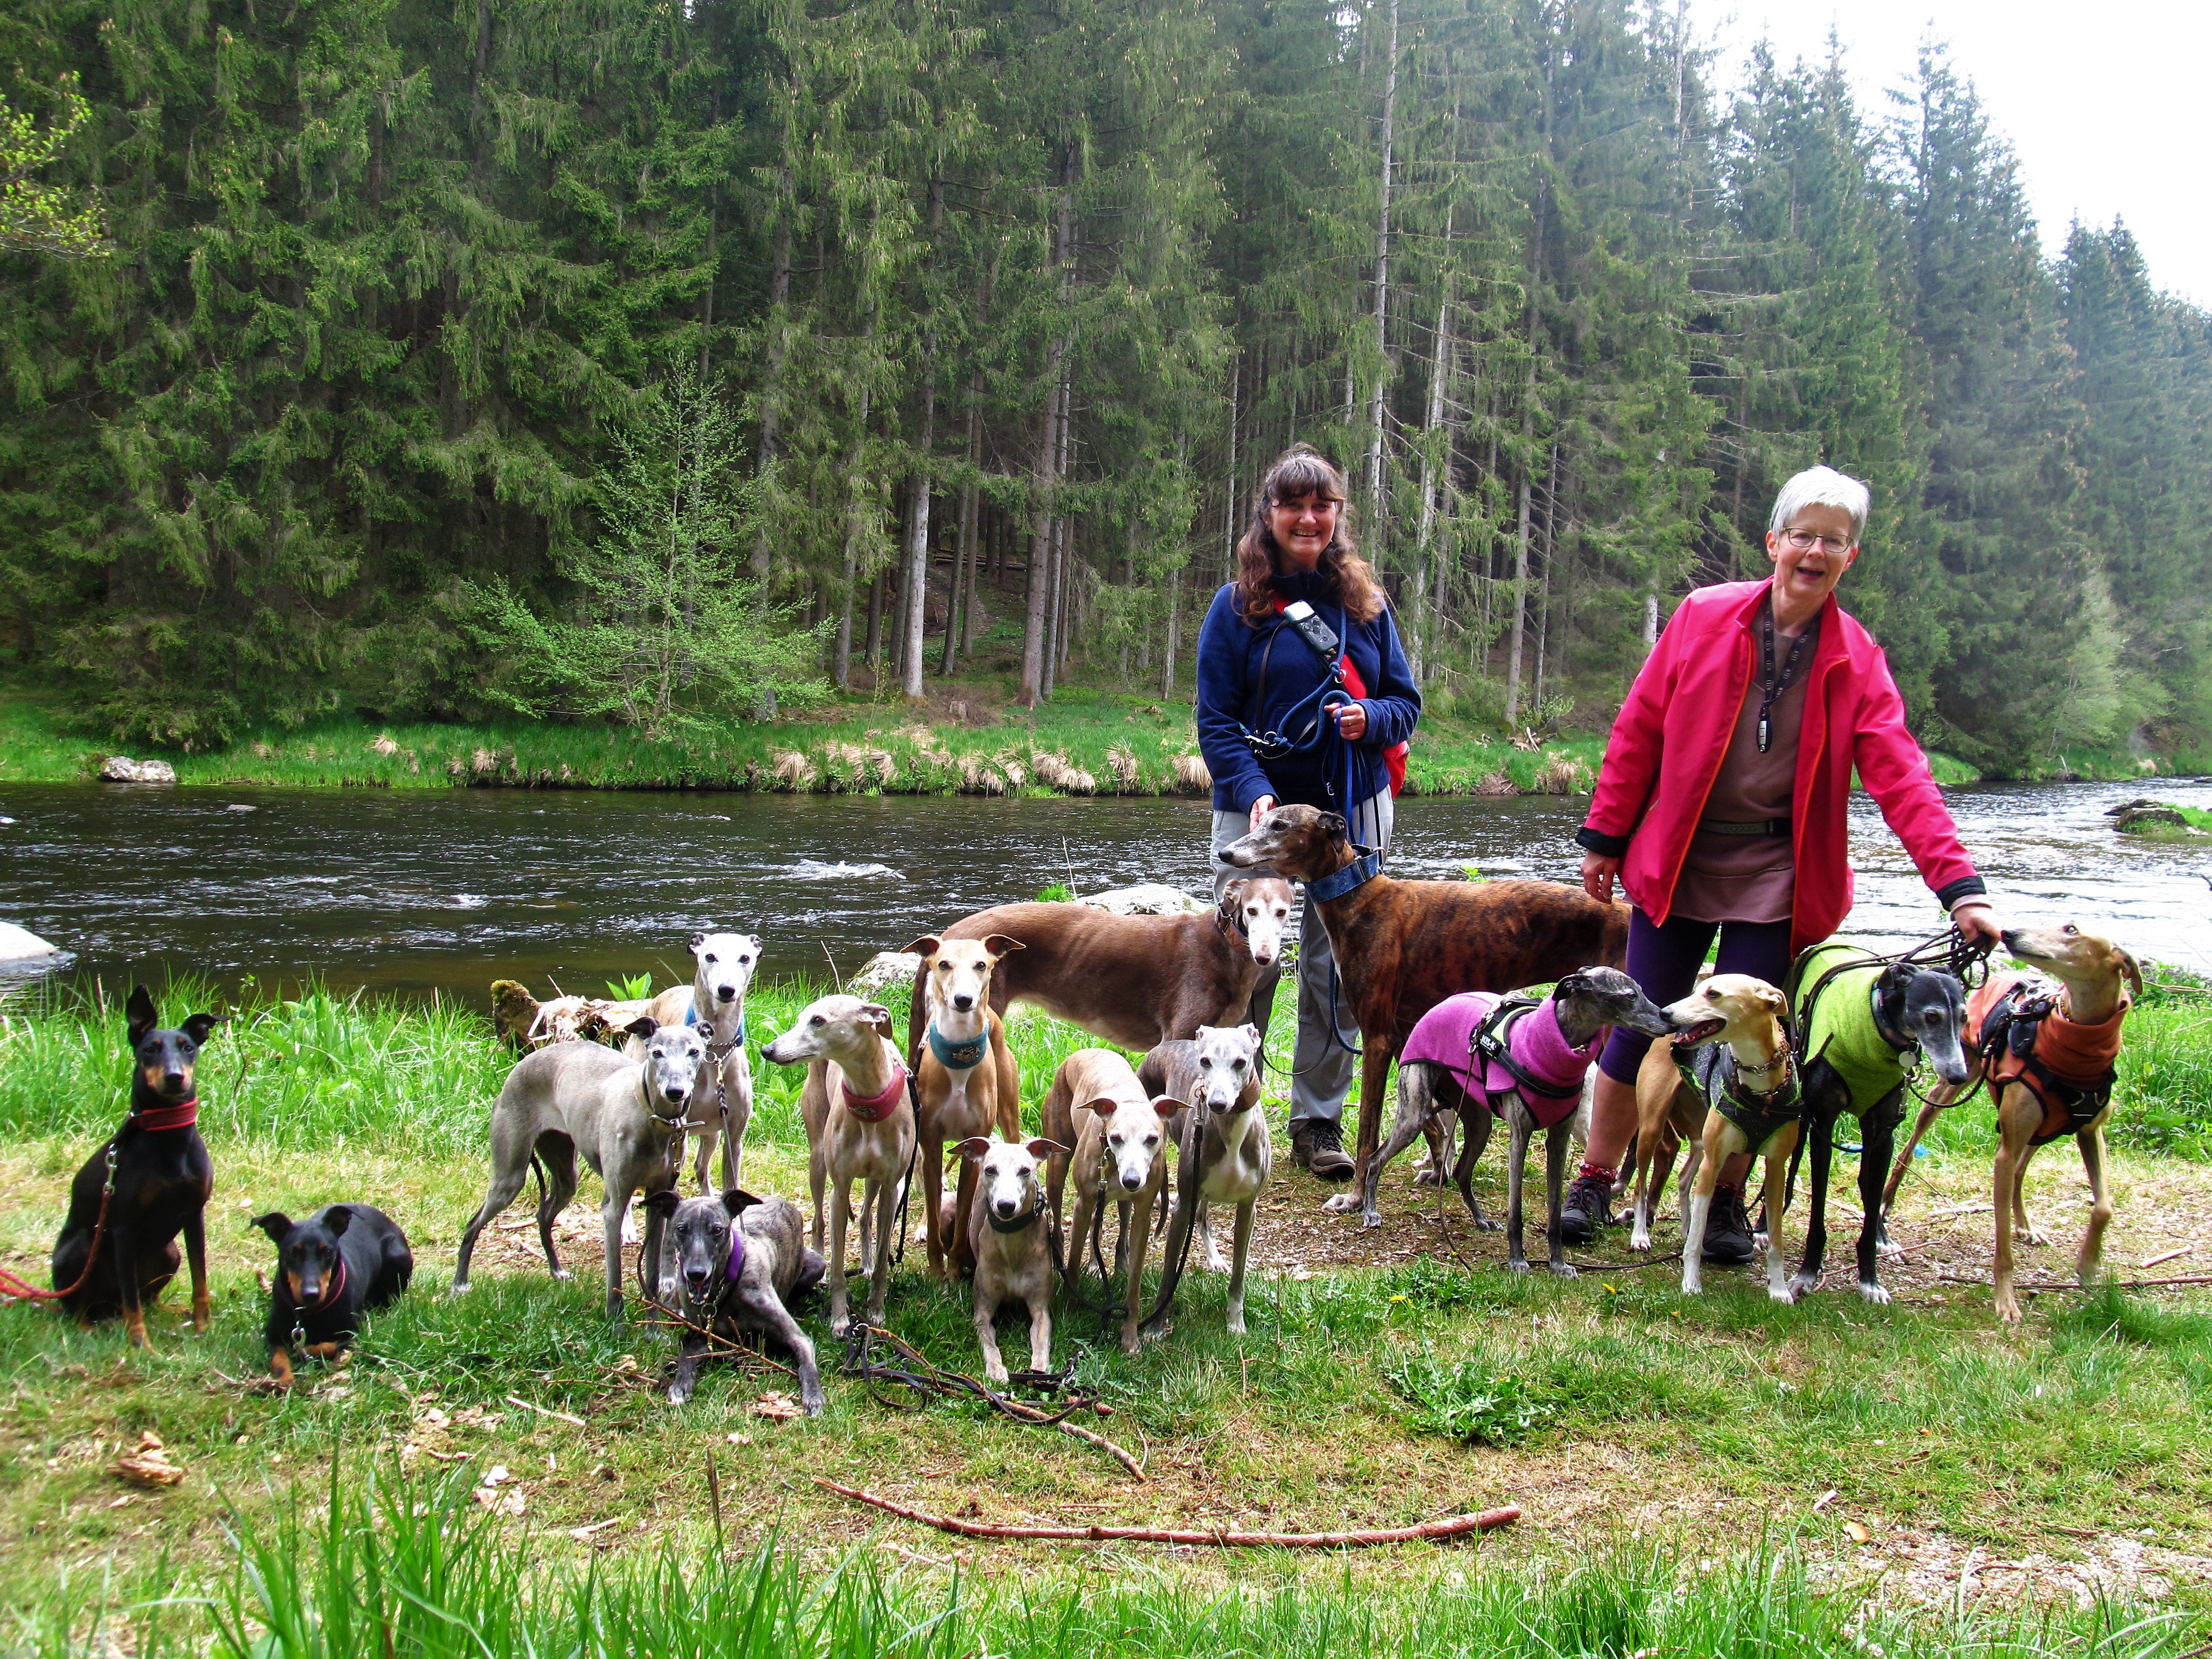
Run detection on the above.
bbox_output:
[1670,618,1816,925]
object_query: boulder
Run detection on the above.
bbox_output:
[2114,805,2193,833]
[1077,883,1210,916]
[848,951,921,995]
[99,755,177,784]
[0,921,62,962]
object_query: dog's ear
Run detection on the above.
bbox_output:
[1220,878,1249,905]
[642,1189,682,1219]
[1552,970,1592,1001]
[1317,811,1349,843]
[1025,1137,1067,1161]
[1082,1094,1123,1119]
[981,933,1025,959]
[182,1011,226,1047]
[859,1003,895,1043]
[624,1014,658,1039]
[1757,984,1788,1018]
[323,1205,354,1238]
[251,1212,293,1245]
[720,1187,764,1217]
[953,1135,993,1161]
[2115,946,2143,1003]
[689,931,707,952]
[1151,1095,1186,1120]
[900,936,942,961]
[1234,1022,1261,1048]
[126,985,159,1044]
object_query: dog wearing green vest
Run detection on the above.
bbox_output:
[1787,943,1971,1305]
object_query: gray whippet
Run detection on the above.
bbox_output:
[642,1187,826,1412]
[1139,1022,1270,1338]
[1041,1048,1178,1356]
[630,931,760,1195]
[762,995,915,1335]
[452,1016,708,1321]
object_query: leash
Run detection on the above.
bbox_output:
[840,1321,1088,1420]
[0,1141,119,1303]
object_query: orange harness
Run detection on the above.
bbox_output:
[1965,972,2128,1146]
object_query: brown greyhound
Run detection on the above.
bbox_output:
[907,878,1295,1063]
[1219,805,1629,1216]
[903,933,1025,1280]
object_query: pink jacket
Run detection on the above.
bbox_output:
[1576,581,1984,954]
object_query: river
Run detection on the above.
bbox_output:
[2,777,2206,1004]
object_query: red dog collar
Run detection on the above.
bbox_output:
[841,1062,909,1123]
[304,1257,348,1313]
[132,1097,199,1133]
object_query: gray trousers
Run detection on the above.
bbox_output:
[1209,791,1394,1128]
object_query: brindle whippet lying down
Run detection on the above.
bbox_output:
[1041,1048,1179,1355]
[957,1135,1065,1384]
[1786,946,1971,1304]
[628,931,761,1195]
[1881,923,2140,1324]
[906,878,1293,1062]
[453,1016,707,1321]
[643,1187,826,1412]
[1369,968,1678,1270]
[1140,1023,1271,1338]
[1218,805,1629,1217]
[903,933,1024,1279]
[1637,974,1804,1302]
[763,995,915,1336]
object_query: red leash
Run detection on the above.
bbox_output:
[0,1142,120,1302]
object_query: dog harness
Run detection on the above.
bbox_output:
[1968,972,2127,1146]
[841,1060,909,1124]
[1794,945,1916,1110]
[130,1096,200,1133]
[1399,993,1594,1129]
[725,1224,748,1282]
[1678,1041,1802,1154]
[926,1021,989,1071]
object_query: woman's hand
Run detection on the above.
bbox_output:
[1248,795,1278,833]
[1329,701,1369,742]
[1951,899,2002,950]
[1581,852,1620,905]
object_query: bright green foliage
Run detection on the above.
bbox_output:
[0,4,2206,765]
[0,75,106,257]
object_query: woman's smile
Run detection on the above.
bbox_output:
[1269,491,1340,570]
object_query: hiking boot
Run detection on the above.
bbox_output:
[1702,1185,1757,1264]
[1559,1171,1615,1244]
[1291,1118,1354,1182]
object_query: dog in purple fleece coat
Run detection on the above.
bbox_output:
[1357,967,1678,1270]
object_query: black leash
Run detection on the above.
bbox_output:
[839,1322,1089,1421]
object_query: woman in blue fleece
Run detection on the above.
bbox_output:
[1194,445,1422,1183]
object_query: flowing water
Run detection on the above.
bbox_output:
[2,776,2207,1005]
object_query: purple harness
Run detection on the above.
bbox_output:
[1399,992,1595,1128]
[725,1225,747,1283]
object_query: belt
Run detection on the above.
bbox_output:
[1700,816,1791,838]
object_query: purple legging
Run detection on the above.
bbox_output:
[1596,909,1794,1087]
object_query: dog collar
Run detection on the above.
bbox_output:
[686,1001,745,1053]
[986,1204,1042,1235]
[301,1256,348,1314]
[1870,977,1913,1052]
[1305,847,1381,903]
[725,1225,748,1282]
[842,1061,909,1123]
[131,1097,199,1132]
[927,1022,989,1072]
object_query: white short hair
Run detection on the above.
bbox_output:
[1767,466,1870,545]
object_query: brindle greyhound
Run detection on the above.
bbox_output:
[1219,805,1630,1217]
[906,878,1294,1063]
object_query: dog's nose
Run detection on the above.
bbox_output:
[717,985,737,1001]
[164,1071,188,1091]
[953,993,975,1011]
[666,1084,688,1103]
[1121,1172,1142,1191]
[994,1199,1018,1218]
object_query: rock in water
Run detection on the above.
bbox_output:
[2114,805,2193,833]
[99,755,178,784]
[1078,884,1209,916]
[848,951,921,994]
[0,921,61,961]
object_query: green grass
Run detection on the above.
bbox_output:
[4,978,2211,1644]
[8,1460,2196,1659]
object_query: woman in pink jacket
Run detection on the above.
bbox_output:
[1567,466,2003,1262]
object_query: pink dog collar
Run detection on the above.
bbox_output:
[842,1061,909,1123]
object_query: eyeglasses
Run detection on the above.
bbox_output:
[1780,528,1854,555]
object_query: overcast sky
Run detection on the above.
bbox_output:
[1700,0,2212,309]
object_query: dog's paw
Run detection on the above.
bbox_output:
[1548,1262,1578,1279]
[448,1280,472,1297]
[1474,1217,1502,1233]
[1768,1283,1799,1305]
[1680,1272,1704,1296]
[1995,1296,2023,1325]
[1414,1167,1443,1187]
[551,1268,573,1281]
[983,1363,1010,1385]
[1788,1272,1819,1299]
[667,1384,691,1405]
[1361,1210,1383,1231]
[1321,1192,1360,1214]
[1857,1280,1892,1306]
[1876,1233,1905,1259]
[1226,1312,1246,1336]
[1628,1230,1653,1253]
[2018,1225,2052,1248]
[1506,1259,1532,1275]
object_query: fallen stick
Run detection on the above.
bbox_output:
[1936,1273,2212,1292]
[2140,1246,2194,1270]
[1059,1420,1145,1482]
[815,1480,1519,1547]
[506,1394,587,1428]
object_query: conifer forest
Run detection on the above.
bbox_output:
[3,0,2207,768]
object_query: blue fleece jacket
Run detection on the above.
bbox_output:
[1193,573,1422,818]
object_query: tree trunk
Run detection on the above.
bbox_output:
[1504,44,1553,726]
[1161,565,1181,697]
[1411,199,1455,683]
[752,149,794,582]
[1364,0,1401,543]
[944,394,979,674]
[900,177,945,698]
[833,312,878,692]
[1019,142,1079,708]
[1532,437,1558,716]
[1223,352,1241,578]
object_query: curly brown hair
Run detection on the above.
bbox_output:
[1233,445,1385,625]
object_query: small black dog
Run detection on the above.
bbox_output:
[1789,951,1971,1303]
[644,1188,826,1413]
[251,1204,415,1385]
[53,986,224,1346]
